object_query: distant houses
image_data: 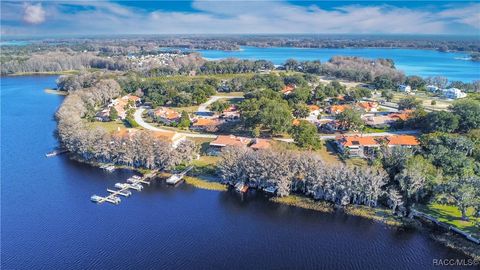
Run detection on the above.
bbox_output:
[441,88,467,99]
[362,110,413,128]
[335,135,419,158]
[398,84,412,93]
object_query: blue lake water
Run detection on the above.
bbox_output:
[197,46,480,82]
[1,75,474,269]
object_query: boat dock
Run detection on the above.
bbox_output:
[166,166,193,185]
[91,170,158,205]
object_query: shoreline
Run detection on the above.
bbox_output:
[44,88,68,96]
[65,148,479,260]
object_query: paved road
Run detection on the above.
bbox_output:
[134,108,217,138]
[135,107,419,141]
[197,95,243,118]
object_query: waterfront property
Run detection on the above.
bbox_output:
[149,107,181,124]
[335,135,420,158]
[208,135,251,155]
[191,117,222,131]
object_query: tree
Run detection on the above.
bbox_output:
[177,111,191,129]
[290,120,321,150]
[373,74,395,89]
[450,99,480,132]
[209,100,230,114]
[109,106,118,121]
[259,100,293,135]
[284,59,299,71]
[293,103,310,118]
[406,75,426,90]
[426,76,448,89]
[422,111,459,133]
[398,97,422,110]
[388,189,404,215]
[336,108,363,131]
[443,176,480,220]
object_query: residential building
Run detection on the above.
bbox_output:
[281,84,296,95]
[221,105,240,121]
[356,101,378,112]
[426,85,439,92]
[398,85,412,93]
[209,135,252,155]
[191,118,222,131]
[441,88,467,99]
[152,131,187,148]
[250,139,271,150]
[336,135,420,158]
[150,107,181,124]
[109,94,141,119]
[327,105,349,115]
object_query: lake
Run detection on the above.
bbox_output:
[0,76,474,269]
[197,46,480,83]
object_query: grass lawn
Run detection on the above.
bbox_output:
[85,120,127,132]
[415,203,480,238]
[171,105,199,114]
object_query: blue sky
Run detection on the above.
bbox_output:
[1,1,479,36]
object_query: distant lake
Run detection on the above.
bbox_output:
[1,76,473,269]
[197,46,480,82]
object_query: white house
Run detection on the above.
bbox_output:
[442,88,467,99]
[426,85,439,92]
[398,85,412,93]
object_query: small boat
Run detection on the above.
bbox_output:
[235,182,249,193]
[129,184,143,191]
[105,165,116,172]
[115,183,128,189]
[264,186,277,195]
[132,175,142,180]
[45,149,67,157]
[90,195,102,203]
[166,174,182,185]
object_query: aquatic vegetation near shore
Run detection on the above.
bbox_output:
[271,195,334,213]
[183,176,227,191]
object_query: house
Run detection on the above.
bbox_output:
[208,135,252,155]
[362,110,413,128]
[336,135,380,158]
[250,138,271,150]
[441,88,467,99]
[336,135,419,158]
[109,94,141,119]
[327,105,349,115]
[221,105,240,121]
[281,84,296,95]
[95,108,111,122]
[152,131,187,148]
[398,85,412,93]
[191,118,222,131]
[150,107,181,124]
[362,115,396,128]
[426,85,439,92]
[356,102,378,112]
[305,104,322,123]
[321,120,347,133]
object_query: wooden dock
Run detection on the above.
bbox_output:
[91,170,158,205]
[166,166,193,185]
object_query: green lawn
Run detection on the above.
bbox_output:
[415,203,480,237]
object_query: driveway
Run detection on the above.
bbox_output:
[196,95,243,118]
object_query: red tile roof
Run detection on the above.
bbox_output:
[250,139,271,150]
[210,135,251,147]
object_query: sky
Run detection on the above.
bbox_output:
[1,1,479,37]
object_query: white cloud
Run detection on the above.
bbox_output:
[23,3,46,24]
[1,1,478,35]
